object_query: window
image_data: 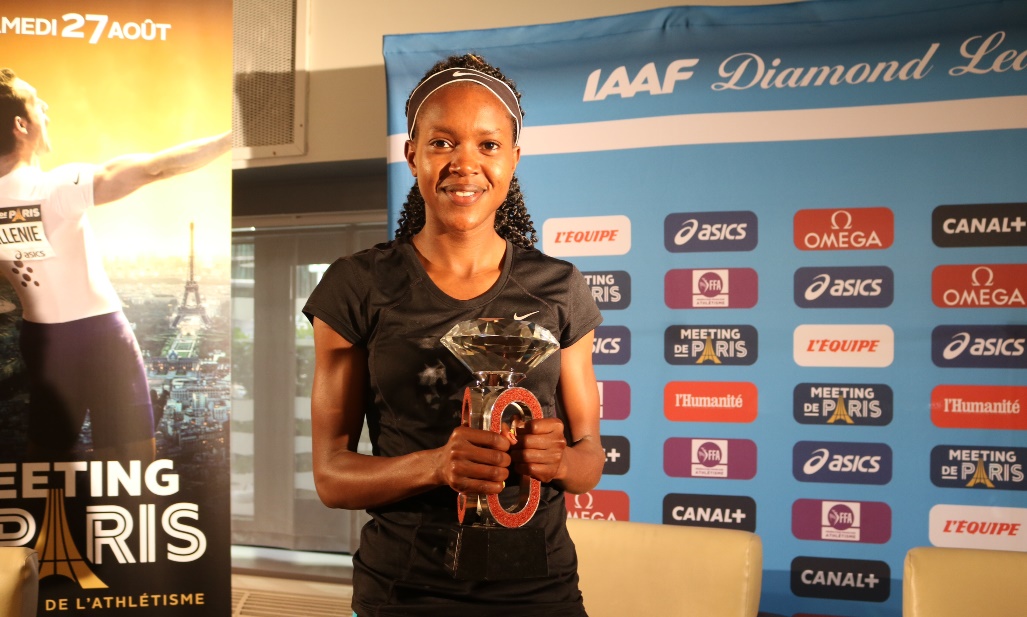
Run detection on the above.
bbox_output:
[230,220,386,552]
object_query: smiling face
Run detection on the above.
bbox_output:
[405,82,520,237]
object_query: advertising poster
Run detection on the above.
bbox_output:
[385,1,1027,615]
[0,1,233,614]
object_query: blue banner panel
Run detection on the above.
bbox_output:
[385,1,1027,615]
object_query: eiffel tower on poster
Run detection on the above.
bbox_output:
[827,397,855,424]
[172,221,210,327]
[966,459,996,488]
[34,488,107,589]
[697,336,722,364]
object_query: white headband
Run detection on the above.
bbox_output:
[406,67,522,145]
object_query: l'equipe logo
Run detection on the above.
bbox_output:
[929,504,1027,551]
[543,215,631,257]
[793,441,892,485]
[793,324,894,367]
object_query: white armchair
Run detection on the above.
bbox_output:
[0,547,38,617]
[904,546,1027,617]
[567,518,762,617]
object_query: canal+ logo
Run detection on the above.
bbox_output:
[600,435,630,475]
[664,493,756,532]
[793,441,893,485]
[933,203,1027,248]
[665,211,758,253]
[794,207,894,251]
[791,556,890,603]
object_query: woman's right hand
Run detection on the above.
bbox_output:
[435,426,512,495]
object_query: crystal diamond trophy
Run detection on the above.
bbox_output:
[440,318,559,579]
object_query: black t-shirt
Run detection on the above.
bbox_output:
[303,238,602,617]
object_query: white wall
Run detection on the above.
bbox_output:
[236,0,791,169]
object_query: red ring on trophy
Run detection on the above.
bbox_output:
[456,387,474,524]
[486,387,543,528]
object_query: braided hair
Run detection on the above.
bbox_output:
[395,54,538,249]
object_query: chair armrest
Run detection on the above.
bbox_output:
[0,547,39,617]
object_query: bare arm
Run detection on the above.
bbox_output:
[310,317,513,511]
[92,131,231,206]
[511,330,605,494]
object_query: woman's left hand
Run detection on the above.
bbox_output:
[509,417,567,484]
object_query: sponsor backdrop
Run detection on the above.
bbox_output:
[385,1,1027,615]
[1,1,232,615]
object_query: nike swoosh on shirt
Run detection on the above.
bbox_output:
[73,172,80,185]
[513,311,539,321]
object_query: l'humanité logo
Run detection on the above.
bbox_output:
[931,384,1027,431]
[0,460,207,593]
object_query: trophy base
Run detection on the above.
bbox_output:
[447,525,549,581]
